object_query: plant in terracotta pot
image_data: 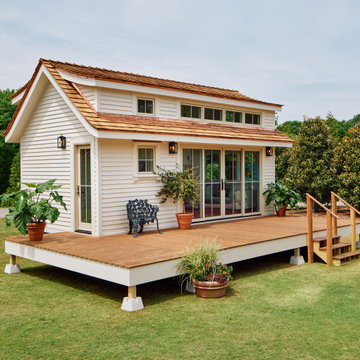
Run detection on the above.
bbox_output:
[263,182,301,217]
[0,179,67,241]
[178,240,233,298]
[157,166,200,230]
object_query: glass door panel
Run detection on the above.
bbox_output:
[245,151,260,213]
[225,150,242,215]
[78,147,91,230]
[183,149,203,218]
[204,150,221,218]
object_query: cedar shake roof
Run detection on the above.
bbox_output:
[43,59,282,107]
[4,58,291,144]
[96,113,293,143]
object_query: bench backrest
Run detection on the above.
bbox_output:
[126,199,159,220]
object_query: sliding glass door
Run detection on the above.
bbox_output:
[204,150,221,218]
[183,148,260,220]
[245,151,260,213]
[225,150,242,215]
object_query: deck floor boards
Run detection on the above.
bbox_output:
[5,215,356,268]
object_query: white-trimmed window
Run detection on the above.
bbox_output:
[204,107,222,121]
[181,104,201,119]
[138,99,154,114]
[138,148,154,172]
[245,113,261,125]
[226,110,242,123]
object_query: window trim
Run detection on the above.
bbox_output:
[133,142,160,180]
[137,97,155,115]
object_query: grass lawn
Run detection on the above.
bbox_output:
[1,219,360,359]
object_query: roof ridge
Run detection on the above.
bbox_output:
[40,58,242,93]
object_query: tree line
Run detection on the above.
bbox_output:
[276,113,360,208]
[0,89,19,203]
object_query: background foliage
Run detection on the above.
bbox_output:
[334,124,360,209]
[282,117,336,204]
[0,89,18,195]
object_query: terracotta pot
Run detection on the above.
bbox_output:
[276,204,287,217]
[176,213,193,230]
[27,222,46,241]
[193,279,229,298]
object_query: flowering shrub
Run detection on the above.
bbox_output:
[179,241,233,284]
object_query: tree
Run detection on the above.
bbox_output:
[275,147,291,182]
[277,120,302,139]
[284,117,336,204]
[0,89,18,194]
[334,124,360,209]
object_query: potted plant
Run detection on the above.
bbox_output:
[178,240,233,298]
[0,179,67,241]
[262,182,302,217]
[157,166,200,230]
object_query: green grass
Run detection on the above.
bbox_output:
[1,219,360,359]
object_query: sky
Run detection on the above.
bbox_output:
[1,0,360,124]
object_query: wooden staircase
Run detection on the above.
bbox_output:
[307,192,360,266]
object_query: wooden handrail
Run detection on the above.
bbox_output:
[331,192,359,252]
[331,192,360,216]
[306,194,339,219]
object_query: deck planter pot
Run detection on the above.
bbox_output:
[176,213,193,230]
[27,222,46,241]
[276,204,287,217]
[192,279,229,298]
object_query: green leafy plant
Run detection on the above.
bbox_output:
[334,124,360,209]
[0,179,67,235]
[263,182,302,211]
[284,116,336,204]
[178,240,232,284]
[157,166,200,213]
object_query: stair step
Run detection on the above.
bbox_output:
[333,252,360,260]
[319,243,350,251]
[313,235,340,242]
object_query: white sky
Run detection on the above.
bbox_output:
[1,0,359,123]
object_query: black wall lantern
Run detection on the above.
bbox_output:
[57,135,66,149]
[169,142,178,154]
[265,146,273,157]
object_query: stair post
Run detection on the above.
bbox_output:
[350,208,356,252]
[307,195,314,263]
[326,211,333,266]
[331,192,338,236]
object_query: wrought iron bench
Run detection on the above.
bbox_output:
[126,199,162,238]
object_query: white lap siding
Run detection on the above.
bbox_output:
[21,82,90,232]
[262,110,276,129]
[99,139,178,236]
[262,152,275,215]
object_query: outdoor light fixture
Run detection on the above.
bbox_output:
[265,146,273,157]
[57,135,66,149]
[169,142,178,154]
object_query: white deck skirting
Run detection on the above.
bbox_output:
[4,224,358,287]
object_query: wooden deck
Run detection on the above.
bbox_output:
[5,214,358,269]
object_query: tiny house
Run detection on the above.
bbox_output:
[5,59,292,236]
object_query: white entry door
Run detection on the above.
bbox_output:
[76,146,92,232]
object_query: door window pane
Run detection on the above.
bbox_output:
[183,149,203,218]
[225,150,242,215]
[245,151,260,213]
[204,150,221,218]
[79,148,91,224]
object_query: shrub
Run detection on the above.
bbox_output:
[285,117,336,204]
[334,124,360,209]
